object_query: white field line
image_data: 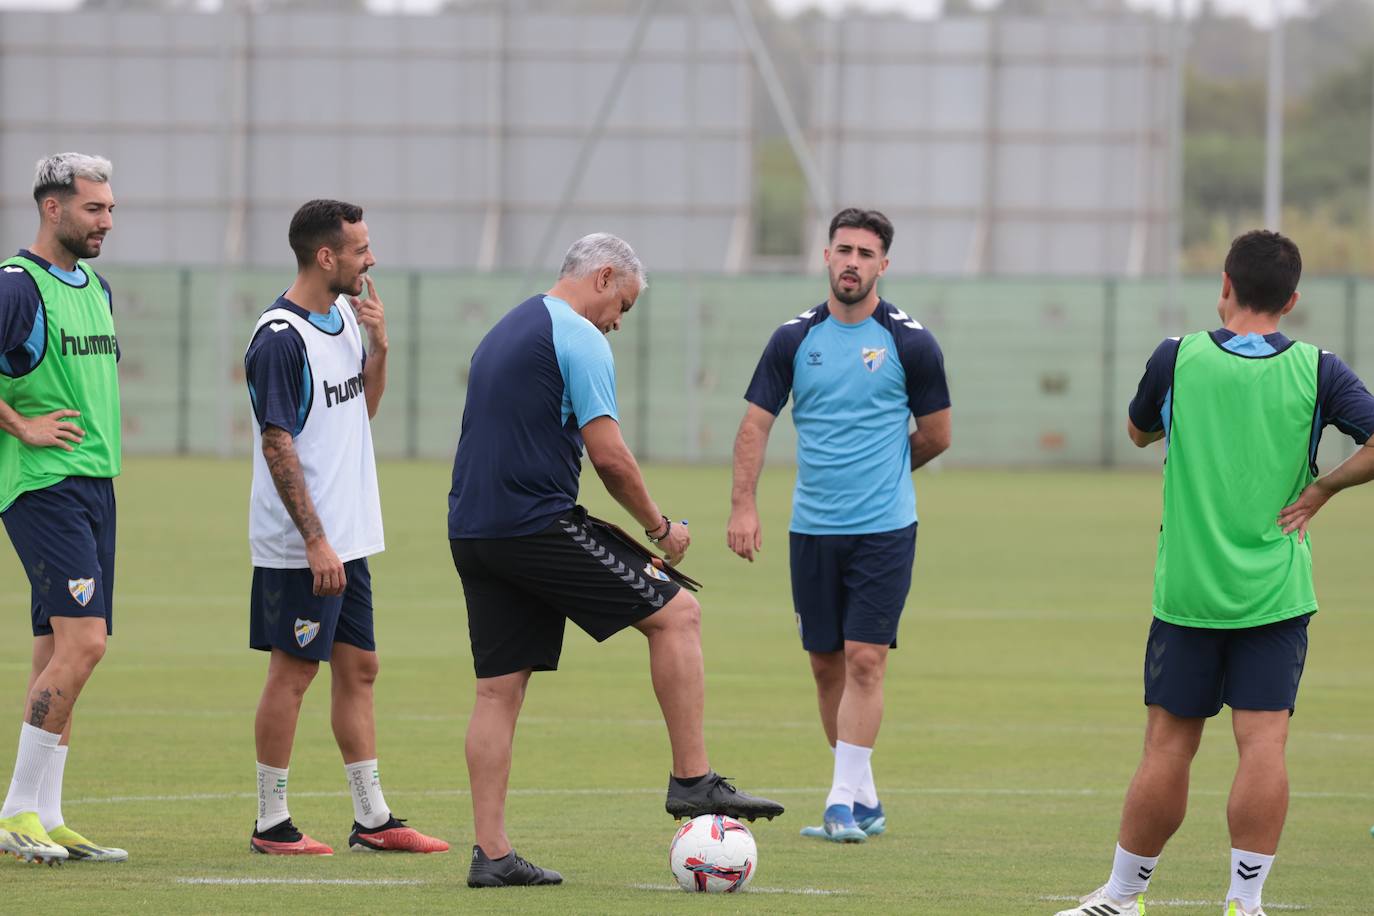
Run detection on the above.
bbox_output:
[32,706,1374,744]
[1042,895,1308,911]
[628,882,847,896]
[70,785,1374,806]
[176,877,423,887]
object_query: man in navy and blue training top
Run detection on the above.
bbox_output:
[728,208,952,844]
[448,232,783,889]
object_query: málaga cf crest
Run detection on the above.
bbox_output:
[861,347,887,372]
[67,578,96,607]
[294,618,321,648]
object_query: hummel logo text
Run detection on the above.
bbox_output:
[61,328,117,357]
[324,371,364,407]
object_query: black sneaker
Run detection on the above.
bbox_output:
[466,845,563,888]
[347,816,449,853]
[664,771,785,821]
[249,818,334,855]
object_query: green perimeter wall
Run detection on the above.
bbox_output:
[103,269,1374,469]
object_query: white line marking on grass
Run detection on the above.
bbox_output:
[1042,895,1307,910]
[177,878,424,886]
[72,786,1374,806]
[629,882,847,896]
[44,706,1374,744]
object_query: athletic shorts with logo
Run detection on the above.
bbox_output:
[789,523,917,653]
[450,506,681,679]
[250,557,375,661]
[1143,614,1310,717]
[2,476,116,636]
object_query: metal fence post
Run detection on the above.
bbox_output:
[177,267,192,456]
[635,285,650,459]
[1344,275,1358,373]
[406,270,421,460]
[1101,277,1118,468]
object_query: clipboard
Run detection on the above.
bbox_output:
[584,514,703,592]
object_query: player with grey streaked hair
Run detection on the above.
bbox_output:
[32,152,113,204]
[0,153,126,864]
[557,232,647,291]
[447,234,782,888]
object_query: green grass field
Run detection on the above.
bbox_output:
[1,458,1370,914]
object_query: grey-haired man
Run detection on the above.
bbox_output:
[449,233,783,887]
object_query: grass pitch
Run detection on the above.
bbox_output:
[1,458,1370,914]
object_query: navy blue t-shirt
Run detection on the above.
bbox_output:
[0,249,113,377]
[244,297,351,436]
[449,295,619,539]
[1129,329,1374,464]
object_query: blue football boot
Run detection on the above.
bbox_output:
[853,800,886,836]
[799,804,867,843]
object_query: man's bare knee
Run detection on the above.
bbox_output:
[1142,705,1206,759]
[809,651,844,687]
[51,618,108,675]
[334,648,380,688]
[474,670,530,708]
[636,590,700,637]
[843,642,887,691]
[267,652,319,697]
[1233,709,1289,757]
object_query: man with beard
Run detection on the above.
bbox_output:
[242,199,446,856]
[0,153,127,864]
[727,208,951,844]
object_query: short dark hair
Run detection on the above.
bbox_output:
[828,208,894,254]
[1223,230,1302,315]
[288,199,364,269]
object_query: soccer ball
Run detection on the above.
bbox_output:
[668,814,757,893]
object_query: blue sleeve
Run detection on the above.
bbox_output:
[0,269,42,373]
[897,329,951,418]
[1128,338,1180,433]
[743,324,800,415]
[560,321,618,428]
[244,323,310,436]
[1317,352,1374,445]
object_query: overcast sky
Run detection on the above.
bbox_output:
[769,0,1304,27]
[0,0,1308,27]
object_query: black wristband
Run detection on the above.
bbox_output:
[646,515,671,543]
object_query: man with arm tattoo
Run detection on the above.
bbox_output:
[0,153,127,864]
[242,199,446,856]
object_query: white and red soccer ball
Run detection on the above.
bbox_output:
[668,814,757,893]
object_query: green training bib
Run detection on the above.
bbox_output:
[0,256,121,512]
[1153,331,1319,628]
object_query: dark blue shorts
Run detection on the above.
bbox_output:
[2,477,116,637]
[249,558,376,661]
[1143,614,1311,718]
[788,523,917,653]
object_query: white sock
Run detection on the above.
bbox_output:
[0,723,61,818]
[345,758,390,829]
[1105,843,1159,901]
[832,740,881,809]
[255,763,290,833]
[855,759,879,809]
[37,745,68,831]
[825,741,872,810]
[1227,848,1274,910]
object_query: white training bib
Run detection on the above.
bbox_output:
[247,297,384,568]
